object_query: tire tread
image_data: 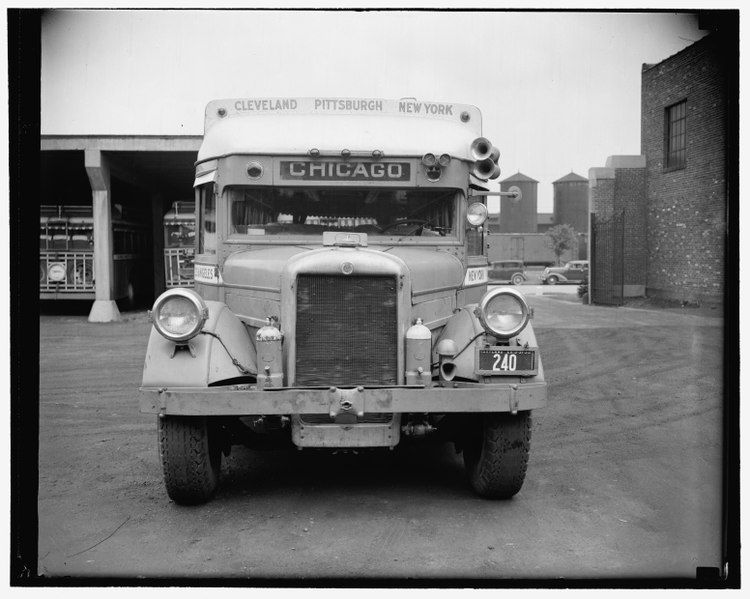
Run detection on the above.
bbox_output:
[158,416,220,505]
[465,412,531,499]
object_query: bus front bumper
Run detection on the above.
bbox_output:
[139,382,547,417]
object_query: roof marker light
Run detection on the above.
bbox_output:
[421,153,437,167]
[341,149,351,159]
[372,150,383,160]
[247,162,263,179]
[309,148,320,158]
[438,153,451,167]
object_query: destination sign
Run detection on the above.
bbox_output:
[280,161,410,182]
[205,98,483,137]
[230,97,457,115]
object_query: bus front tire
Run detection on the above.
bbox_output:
[462,412,531,499]
[158,416,222,505]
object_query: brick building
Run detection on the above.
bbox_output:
[640,31,733,304]
[588,24,736,306]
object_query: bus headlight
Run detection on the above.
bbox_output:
[47,262,67,282]
[477,288,530,338]
[467,202,488,227]
[150,288,208,342]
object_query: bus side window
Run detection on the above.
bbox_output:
[198,183,216,255]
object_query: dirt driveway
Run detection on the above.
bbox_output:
[36,295,724,581]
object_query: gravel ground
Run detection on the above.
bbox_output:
[36,296,725,582]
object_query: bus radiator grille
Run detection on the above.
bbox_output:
[295,274,398,387]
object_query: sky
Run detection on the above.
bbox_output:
[40,9,707,212]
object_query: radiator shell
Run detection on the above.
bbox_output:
[294,274,398,386]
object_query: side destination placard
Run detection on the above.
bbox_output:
[463,267,488,287]
[280,161,410,182]
[194,263,221,285]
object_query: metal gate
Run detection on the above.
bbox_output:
[590,211,624,306]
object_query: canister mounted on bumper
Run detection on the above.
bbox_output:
[256,318,283,389]
[405,318,432,387]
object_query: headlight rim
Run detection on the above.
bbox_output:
[467,201,489,227]
[477,287,530,339]
[47,262,67,282]
[151,288,209,343]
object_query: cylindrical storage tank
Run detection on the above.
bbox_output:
[498,172,538,233]
[553,171,589,233]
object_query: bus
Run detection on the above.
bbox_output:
[140,97,547,505]
[40,204,148,304]
[163,201,196,288]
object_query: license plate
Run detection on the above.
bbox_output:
[476,347,538,376]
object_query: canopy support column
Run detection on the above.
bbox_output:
[85,149,121,322]
[151,193,166,299]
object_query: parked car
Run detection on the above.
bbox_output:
[540,260,589,285]
[489,260,526,285]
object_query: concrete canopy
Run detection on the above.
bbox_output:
[40,136,203,322]
[41,136,201,196]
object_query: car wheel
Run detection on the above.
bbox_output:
[159,416,222,505]
[511,274,524,285]
[547,275,558,285]
[462,411,531,499]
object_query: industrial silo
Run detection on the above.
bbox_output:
[498,172,538,233]
[552,171,589,233]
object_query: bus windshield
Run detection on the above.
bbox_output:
[228,186,458,238]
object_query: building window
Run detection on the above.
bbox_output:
[664,100,687,170]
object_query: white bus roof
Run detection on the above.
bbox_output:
[197,97,483,163]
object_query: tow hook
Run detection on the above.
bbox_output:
[328,386,365,419]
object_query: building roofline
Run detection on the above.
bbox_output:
[553,171,588,183]
[500,171,539,184]
[641,31,712,74]
[41,135,203,152]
